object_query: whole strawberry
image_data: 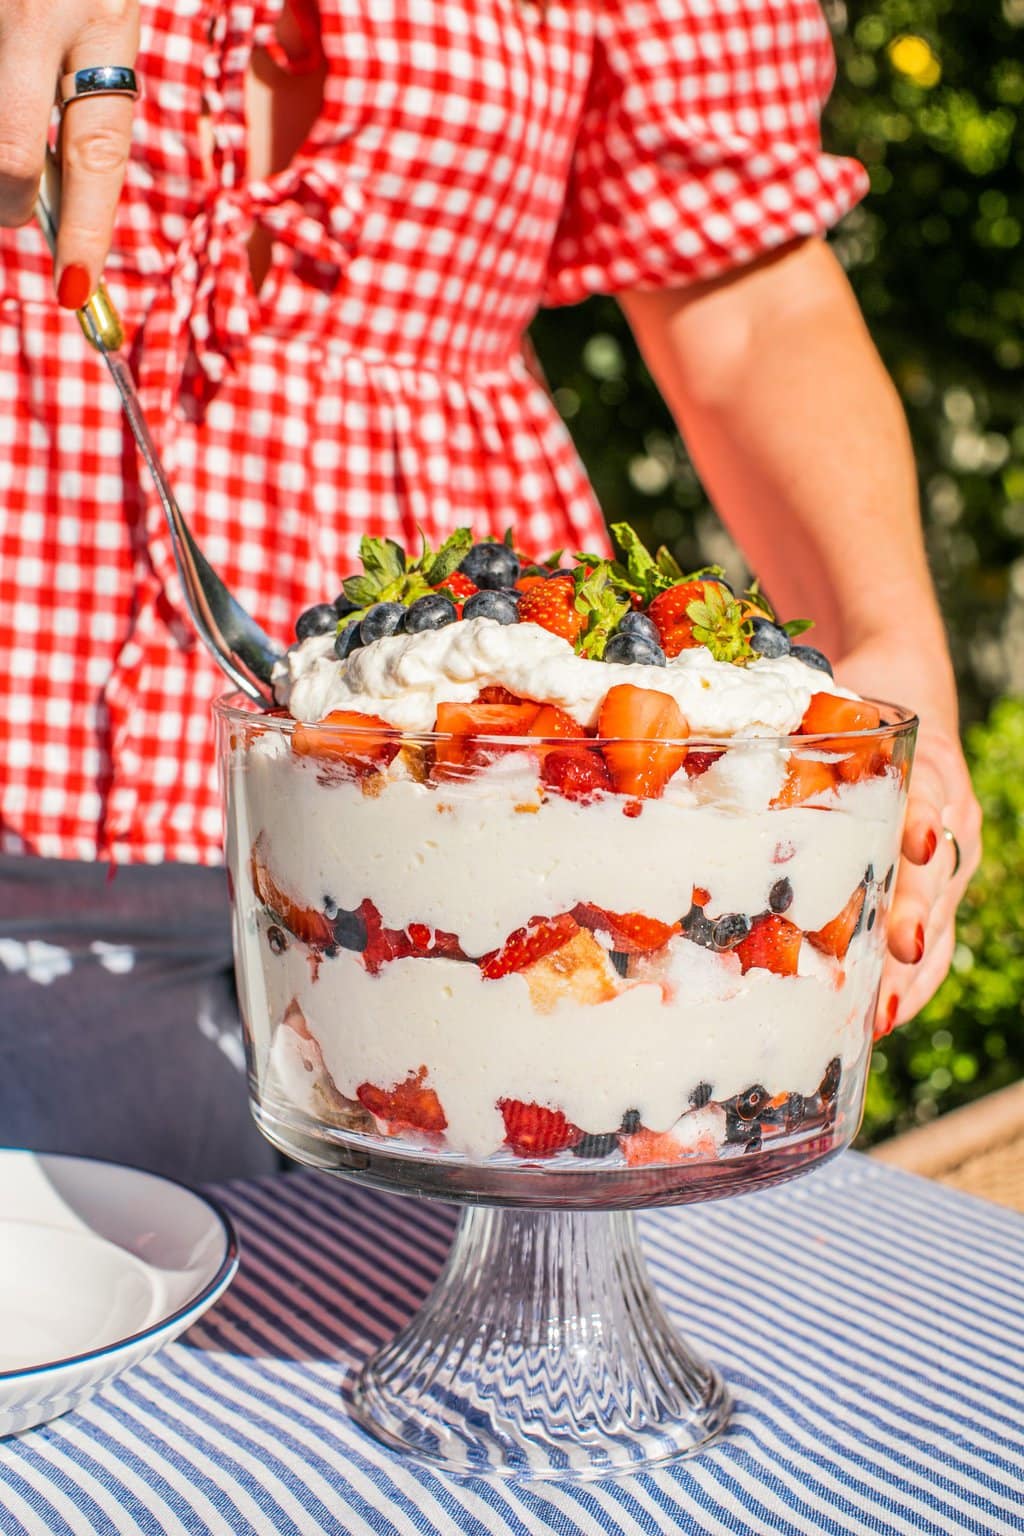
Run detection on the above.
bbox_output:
[518,576,585,645]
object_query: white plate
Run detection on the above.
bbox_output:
[0,1150,238,1437]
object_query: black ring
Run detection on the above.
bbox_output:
[942,826,962,879]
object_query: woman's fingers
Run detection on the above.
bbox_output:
[56,7,140,304]
[877,725,981,1029]
[899,752,947,868]
[0,28,62,228]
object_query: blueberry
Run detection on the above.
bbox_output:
[295,602,340,642]
[749,617,791,659]
[402,593,457,633]
[819,1057,842,1103]
[267,924,288,954]
[689,1081,713,1110]
[682,904,715,948]
[743,1130,764,1155]
[603,632,667,667]
[609,950,631,978]
[724,1106,754,1146]
[335,622,363,659]
[712,912,752,950]
[769,877,793,914]
[459,541,520,590]
[333,593,362,618]
[785,1092,806,1132]
[463,590,520,625]
[571,1132,620,1159]
[736,1084,770,1121]
[333,907,369,952]
[791,644,834,678]
[359,601,407,644]
[619,1108,642,1135]
[616,611,660,645]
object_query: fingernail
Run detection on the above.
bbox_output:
[914,925,925,964]
[923,828,938,864]
[57,264,91,311]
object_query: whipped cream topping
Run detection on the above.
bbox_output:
[274,618,851,737]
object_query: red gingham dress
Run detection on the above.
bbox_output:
[0,0,866,867]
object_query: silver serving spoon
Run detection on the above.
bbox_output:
[34,151,282,703]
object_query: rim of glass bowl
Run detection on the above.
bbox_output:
[213,692,918,751]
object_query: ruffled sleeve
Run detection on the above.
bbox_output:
[544,0,868,305]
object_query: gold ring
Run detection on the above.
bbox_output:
[942,825,961,878]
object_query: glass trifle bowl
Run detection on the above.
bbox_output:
[216,671,915,1479]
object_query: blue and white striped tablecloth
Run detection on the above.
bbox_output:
[1,1155,1022,1536]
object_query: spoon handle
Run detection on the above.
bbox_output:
[34,150,124,352]
[33,149,281,703]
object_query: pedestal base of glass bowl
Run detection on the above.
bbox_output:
[252,1095,857,1478]
[351,1205,731,1480]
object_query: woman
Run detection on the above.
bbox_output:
[0,0,979,1179]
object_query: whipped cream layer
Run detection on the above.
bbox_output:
[233,740,902,952]
[245,932,874,1159]
[275,619,852,736]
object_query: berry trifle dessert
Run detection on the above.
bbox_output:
[218,526,914,1203]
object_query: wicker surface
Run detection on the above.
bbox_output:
[871,1079,1024,1214]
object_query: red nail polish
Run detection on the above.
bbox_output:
[914,925,925,964]
[57,264,91,311]
[923,828,938,864]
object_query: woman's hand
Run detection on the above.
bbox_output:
[0,0,140,305]
[835,637,982,1037]
[622,242,981,1034]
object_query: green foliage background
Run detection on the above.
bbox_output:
[531,0,1024,1144]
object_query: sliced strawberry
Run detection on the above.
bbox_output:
[359,899,400,974]
[596,684,689,798]
[433,700,540,774]
[573,904,679,953]
[527,703,581,742]
[684,749,724,778]
[692,886,711,908]
[357,1067,448,1133]
[620,1126,718,1167]
[480,912,580,978]
[250,838,336,948]
[735,913,802,976]
[292,709,399,776]
[498,1098,582,1156]
[799,693,886,782]
[475,685,523,705]
[541,747,612,801]
[772,757,837,808]
[518,576,585,645]
[404,922,467,960]
[800,692,881,738]
[807,885,866,960]
[361,902,466,972]
[648,581,711,657]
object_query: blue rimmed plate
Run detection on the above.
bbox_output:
[0,1150,238,1437]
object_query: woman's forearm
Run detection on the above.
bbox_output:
[620,238,955,722]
